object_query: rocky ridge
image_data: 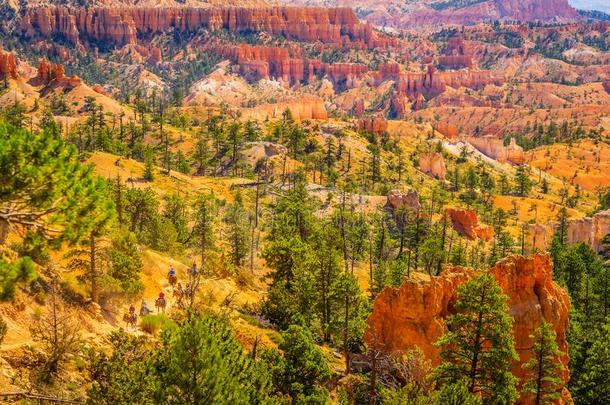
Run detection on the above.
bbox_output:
[365,253,572,403]
[21,6,396,49]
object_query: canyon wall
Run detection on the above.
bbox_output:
[365,253,571,403]
[374,63,501,104]
[216,44,369,87]
[21,6,395,50]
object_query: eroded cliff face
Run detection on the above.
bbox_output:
[419,152,446,180]
[21,6,394,49]
[365,254,571,402]
[0,49,18,79]
[30,59,82,89]
[446,207,493,241]
[468,135,525,165]
[566,209,610,252]
[241,95,328,121]
[357,116,387,135]
[494,0,578,22]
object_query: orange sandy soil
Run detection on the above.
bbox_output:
[525,139,610,192]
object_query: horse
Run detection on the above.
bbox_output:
[123,312,137,328]
[174,288,184,307]
[168,273,177,287]
[140,303,151,317]
[155,297,167,313]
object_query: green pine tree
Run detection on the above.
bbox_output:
[155,314,273,404]
[522,321,565,405]
[433,273,518,404]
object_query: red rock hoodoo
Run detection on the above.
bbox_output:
[419,152,447,180]
[372,63,501,107]
[365,253,571,403]
[446,207,493,241]
[0,49,18,79]
[32,59,82,88]
[21,6,395,49]
[357,116,388,135]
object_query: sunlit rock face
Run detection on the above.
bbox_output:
[365,254,571,404]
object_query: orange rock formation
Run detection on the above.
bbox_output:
[242,96,327,121]
[385,189,422,213]
[31,59,82,88]
[357,116,388,135]
[566,209,610,253]
[438,37,474,69]
[365,254,571,403]
[372,63,501,109]
[419,152,447,180]
[446,207,494,241]
[469,135,525,165]
[435,122,459,140]
[21,6,395,49]
[0,49,18,79]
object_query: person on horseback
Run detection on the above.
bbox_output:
[185,283,192,298]
[140,300,150,316]
[129,303,136,314]
[156,291,167,313]
[188,262,198,279]
[168,264,177,285]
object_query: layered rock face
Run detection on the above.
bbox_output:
[21,6,394,50]
[217,44,370,87]
[527,223,550,252]
[435,122,459,140]
[30,59,82,89]
[494,0,578,21]
[419,152,446,180]
[0,49,18,79]
[446,207,493,241]
[372,63,501,109]
[566,209,610,252]
[468,135,524,165]
[365,254,571,402]
[242,95,327,121]
[438,37,474,69]
[357,116,387,135]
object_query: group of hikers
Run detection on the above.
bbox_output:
[123,262,200,328]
